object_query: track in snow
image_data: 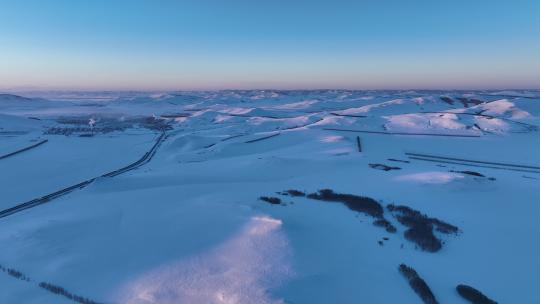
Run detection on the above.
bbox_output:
[406,152,540,174]
[244,132,281,143]
[323,128,481,138]
[419,111,539,132]
[0,132,167,219]
[0,139,48,161]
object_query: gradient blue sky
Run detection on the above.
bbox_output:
[1,0,539,90]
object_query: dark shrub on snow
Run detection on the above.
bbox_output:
[307,189,384,218]
[373,218,397,233]
[451,170,485,177]
[456,284,497,304]
[388,204,458,252]
[399,264,439,304]
[369,163,401,171]
[259,196,282,205]
[39,282,100,304]
[284,189,306,197]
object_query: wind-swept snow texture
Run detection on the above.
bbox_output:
[0,90,539,303]
[117,216,291,304]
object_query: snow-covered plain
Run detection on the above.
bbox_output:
[0,90,539,303]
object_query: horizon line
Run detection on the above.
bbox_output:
[2,88,540,93]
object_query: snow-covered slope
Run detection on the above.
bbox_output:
[0,90,539,304]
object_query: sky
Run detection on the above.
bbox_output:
[1,0,539,91]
